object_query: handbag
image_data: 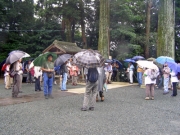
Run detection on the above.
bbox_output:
[47,72,53,78]
[10,70,16,78]
[46,63,53,78]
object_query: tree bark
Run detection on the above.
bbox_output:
[65,19,72,42]
[98,0,110,59]
[80,0,87,49]
[157,0,175,58]
[145,0,152,58]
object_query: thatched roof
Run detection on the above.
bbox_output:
[43,40,82,54]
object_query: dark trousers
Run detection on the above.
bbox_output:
[172,82,177,96]
[112,70,117,81]
[35,76,41,91]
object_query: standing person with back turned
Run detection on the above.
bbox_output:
[137,64,143,87]
[60,61,68,91]
[81,68,99,111]
[41,54,54,99]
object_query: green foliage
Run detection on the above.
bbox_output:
[0,0,179,62]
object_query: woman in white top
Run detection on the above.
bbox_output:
[34,66,42,91]
[144,68,158,100]
[170,70,179,96]
[4,64,10,89]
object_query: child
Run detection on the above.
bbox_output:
[70,63,79,85]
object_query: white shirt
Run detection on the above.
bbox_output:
[170,71,179,83]
[66,61,72,70]
[34,66,42,78]
[4,65,10,76]
[104,65,112,72]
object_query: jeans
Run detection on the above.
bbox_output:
[43,73,53,96]
[164,77,169,93]
[61,73,67,90]
[27,72,33,83]
[137,72,142,85]
[35,76,41,91]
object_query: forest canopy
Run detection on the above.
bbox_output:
[0,0,180,62]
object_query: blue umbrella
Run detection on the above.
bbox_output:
[112,59,123,69]
[124,59,135,63]
[156,56,174,65]
[177,65,180,73]
[166,61,179,72]
[132,56,145,61]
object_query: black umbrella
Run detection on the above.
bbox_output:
[54,54,72,67]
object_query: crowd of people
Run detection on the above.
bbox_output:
[125,62,179,100]
[2,53,180,111]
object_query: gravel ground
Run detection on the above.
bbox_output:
[0,83,180,135]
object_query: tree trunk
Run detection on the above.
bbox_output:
[145,0,152,58]
[98,0,110,59]
[80,0,87,49]
[157,0,175,58]
[66,19,72,42]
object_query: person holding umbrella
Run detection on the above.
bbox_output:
[11,59,23,98]
[137,64,143,87]
[41,54,55,99]
[73,49,105,111]
[144,68,158,100]
[60,62,68,91]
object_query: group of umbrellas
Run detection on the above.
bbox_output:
[2,49,106,70]
[2,50,180,73]
[124,55,180,73]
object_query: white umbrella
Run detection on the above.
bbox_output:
[136,60,158,70]
[6,50,30,64]
[22,53,30,58]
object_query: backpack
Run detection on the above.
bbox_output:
[59,65,65,75]
[149,69,158,81]
[87,68,99,83]
[1,64,7,72]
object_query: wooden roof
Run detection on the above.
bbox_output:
[43,40,82,54]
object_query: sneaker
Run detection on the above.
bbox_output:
[145,97,150,100]
[81,108,87,111]
[45,95,48,99]
[89,107,94,111]
[151,97,154,100]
